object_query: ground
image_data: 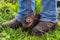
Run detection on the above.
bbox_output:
[0,0,60,40]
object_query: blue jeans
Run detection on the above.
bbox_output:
[15,0,58,23]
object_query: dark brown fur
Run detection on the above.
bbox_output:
[22,13,40,28]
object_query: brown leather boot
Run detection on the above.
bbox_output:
[30,21,56,35]
[2,18,22,29]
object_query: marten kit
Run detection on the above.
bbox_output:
[22,13,40,28]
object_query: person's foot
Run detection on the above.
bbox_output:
[2,18,22,29]
[30,21,56,35]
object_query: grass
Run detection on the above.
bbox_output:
[0,0,60,40]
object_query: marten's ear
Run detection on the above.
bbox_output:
[22,13,40,28]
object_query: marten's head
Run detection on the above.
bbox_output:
[22,13,40,28]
